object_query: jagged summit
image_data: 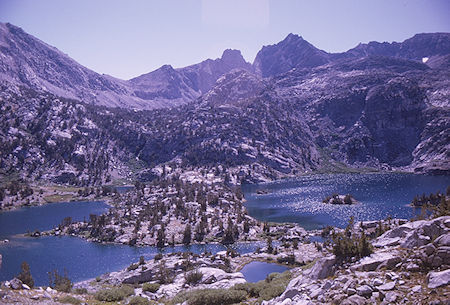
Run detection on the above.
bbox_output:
[221,49,247,65]
[253,33,330,77]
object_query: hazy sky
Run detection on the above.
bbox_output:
[1,0,449,79]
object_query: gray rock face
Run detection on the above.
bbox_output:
[253,33,330,78]
[351,250,401,272]
[305,255,336,280]
[427,269,450,288]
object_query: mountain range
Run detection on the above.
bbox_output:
[0,22,449,185]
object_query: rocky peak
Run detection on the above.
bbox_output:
[220,49,247,67]
[253,33,330,78]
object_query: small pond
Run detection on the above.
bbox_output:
[240,261,289,283]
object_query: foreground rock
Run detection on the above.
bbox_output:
[264,216,450,305]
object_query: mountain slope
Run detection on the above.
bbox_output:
[0,26,449,187]
[0,23,152,109]
[129,49,253,106]
[0,23,253,109]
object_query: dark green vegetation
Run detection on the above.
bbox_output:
[232,271,292,301]
[142,282,160,293]
[170,289,247,305]
[48,269,73,293]
[57,295,82,305]
[55,175,256,246]
[170,271,291,305]
[16,261,34,288]
[128,296,151,305]
[94,284,134,302]
[330,217,373,262]
[184,270,203,285]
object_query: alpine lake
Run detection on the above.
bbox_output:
[0,172,448,286]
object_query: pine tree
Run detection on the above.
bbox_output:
[221,216,235,245]
[157,226,166,248]
[183,224,192,245]
[17,261,34,288]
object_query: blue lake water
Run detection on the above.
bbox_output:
[242,173,450,230]
[240,261,289,283]
[0,201,262,286]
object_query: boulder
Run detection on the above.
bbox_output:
[384,291,399,303]
[123,269,154,284]
[433,233,450,247]
[351,251,401,271]
[305,255,336,280]
[356,284,373,297]
[411,285,422,293]
[400,231,430,248]
[10,278,23,290]
[342,295,368,305]
[197,267,245,289]
[427,269,450,289]
[283,288,300,300]
[372,278,383,286]
[405,263,420,272]
[378,281,395,291]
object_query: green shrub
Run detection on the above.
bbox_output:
[154,253,163,260]
[156,261,174,284]
[184,270,203,285]
[170,289,247,305]
[73,287,87,294]
[58,295,81,305]
[232,271,291,301]
[95,285,134,302]
[128,295,150,305]
[142,282,160,293]
[127,262,139,271]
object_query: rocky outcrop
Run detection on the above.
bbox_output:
[373,216,449,249]
[264,216,450,305]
